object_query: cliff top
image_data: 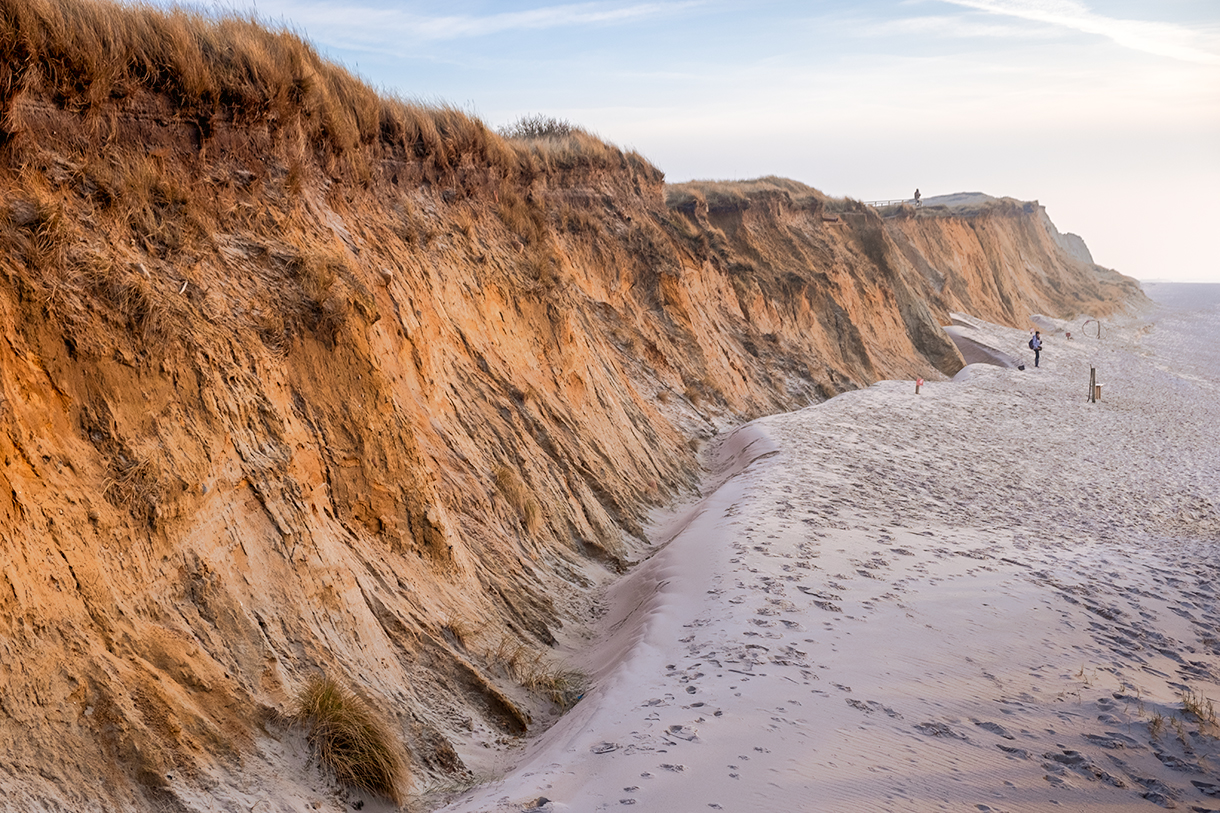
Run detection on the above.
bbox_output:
[0,0,661,189]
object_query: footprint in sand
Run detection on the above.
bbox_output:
[914,722,970,741]
[1082,731,1140,749]
[1042,750,1126,787]
[996,744,1031,759]
[972,720,1016,739]
[847,698,903,718]
[1192,780,1220,798]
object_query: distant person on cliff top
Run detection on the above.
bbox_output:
[914,188,921,206]
[1029,331,1043,367]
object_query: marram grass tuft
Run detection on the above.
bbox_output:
[293,675,408,804]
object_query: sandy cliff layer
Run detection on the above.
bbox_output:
[0,2,1144,809]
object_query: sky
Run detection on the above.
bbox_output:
[179,0,1219,282]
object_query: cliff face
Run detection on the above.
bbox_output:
[0,2,1144,809]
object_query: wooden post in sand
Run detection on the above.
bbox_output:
[1088,367,1096,403]
[915,377,924,395]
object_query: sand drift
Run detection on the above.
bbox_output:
[440,290,1220,812]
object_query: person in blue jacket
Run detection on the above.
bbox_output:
[1030,331,1043,367]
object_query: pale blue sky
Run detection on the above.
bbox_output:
[181,0,1219,282]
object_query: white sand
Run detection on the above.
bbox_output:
[438,286,1220,813]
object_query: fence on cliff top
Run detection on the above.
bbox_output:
[864,198,921,207]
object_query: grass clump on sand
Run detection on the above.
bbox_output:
[293,675,408,804]
[482,634,587,711]
[1182,689,1218,733]
[521,663,588,711]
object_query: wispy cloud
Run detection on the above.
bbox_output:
[861,13,1062,40]
[252,1,701,42]
[940,0,1220,64]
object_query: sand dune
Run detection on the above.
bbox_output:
[439,289,1220,812]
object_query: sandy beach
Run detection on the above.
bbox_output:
[436,287,1220,813]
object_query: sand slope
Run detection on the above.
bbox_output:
[440,290,1220,812]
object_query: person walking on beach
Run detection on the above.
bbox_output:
[1029,331,1043,367]
[913,188,921,206]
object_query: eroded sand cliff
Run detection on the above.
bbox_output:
[0,2,1143,809]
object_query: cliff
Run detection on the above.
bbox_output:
[0,1,1144,810]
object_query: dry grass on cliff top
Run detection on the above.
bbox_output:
[876,197,1036,220]
[0,0,660,360]
[0,0,659,180]
[498,113,644,175]
[666,176,830,211]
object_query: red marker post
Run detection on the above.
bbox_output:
[915,377,924,394]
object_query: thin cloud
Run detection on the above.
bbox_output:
[862,13,1062,39]
[412,2,702,39]
[250,1,702,42]
[940,0,1220,64]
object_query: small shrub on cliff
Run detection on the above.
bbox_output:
[494,465,541,533]
[497,188,545,244]
[498,114,575,140]
[292,675,407,804]
[451,205,476,240]
[277,245,369,344]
